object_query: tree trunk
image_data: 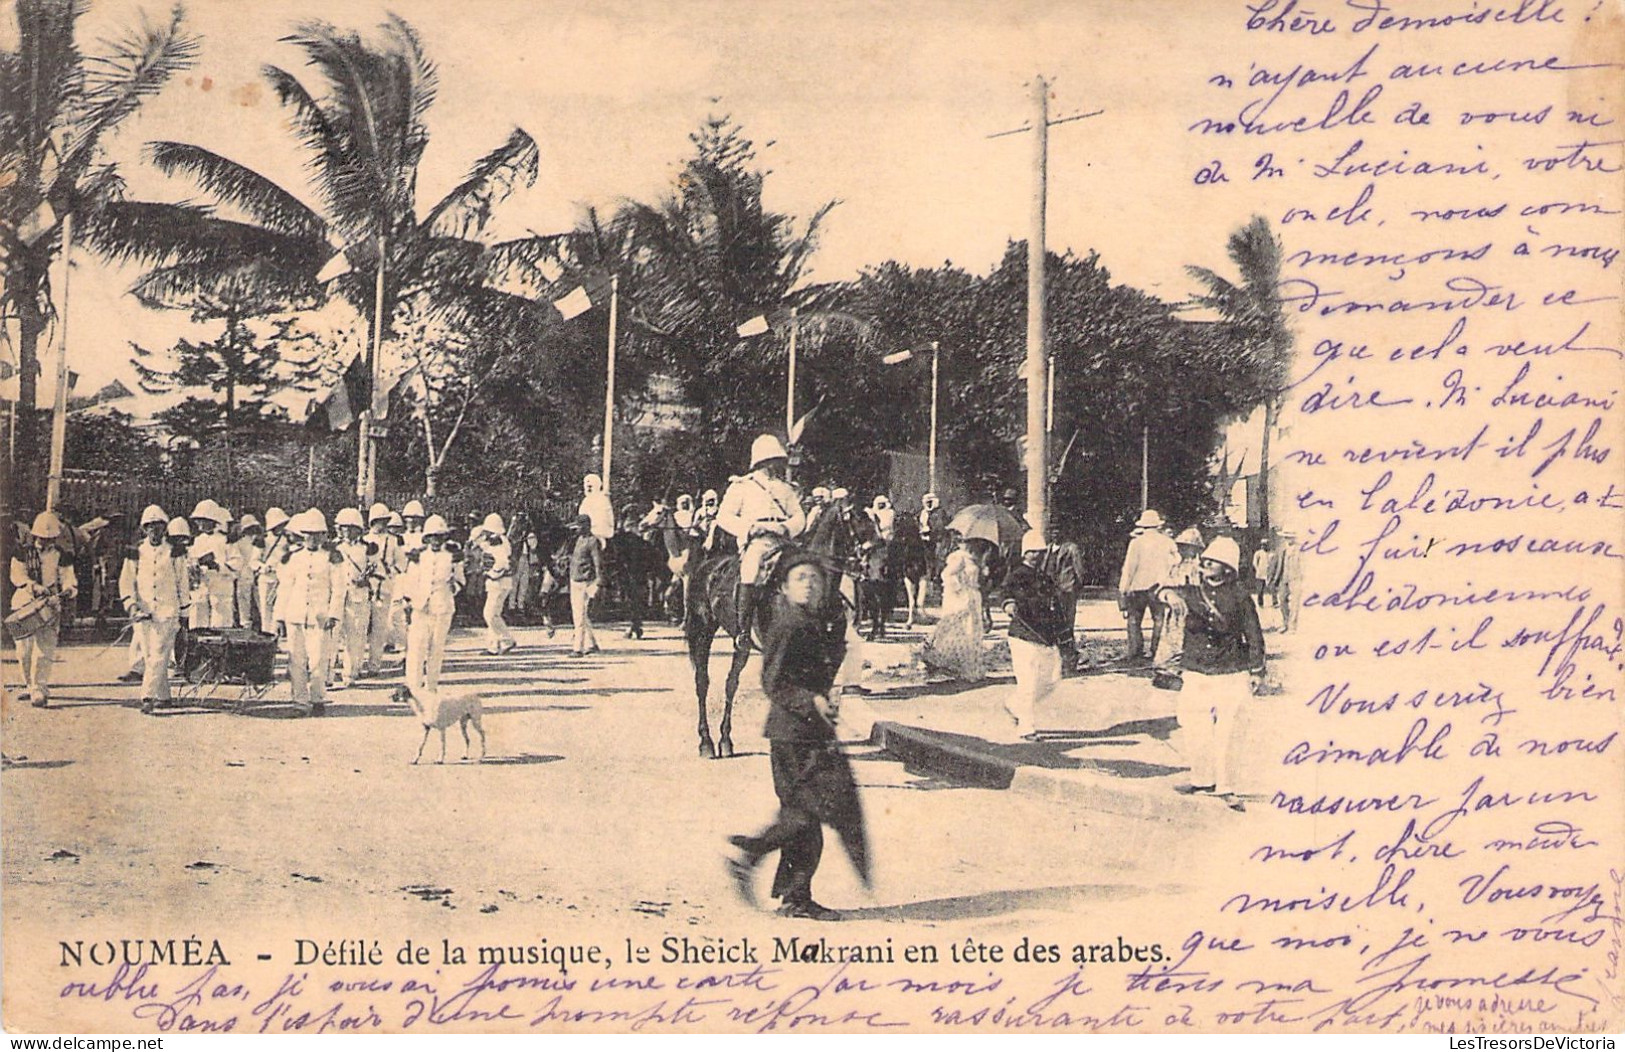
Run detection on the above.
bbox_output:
[1258,395,1275,536]
[14,295,46,479]
[424,464,438,498]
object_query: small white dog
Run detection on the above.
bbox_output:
[393,685,487,764]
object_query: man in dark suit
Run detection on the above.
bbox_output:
[726,552,867,920]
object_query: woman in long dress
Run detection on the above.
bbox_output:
[920,535,987,681]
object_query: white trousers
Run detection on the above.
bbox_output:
[258,577,279,634]
[569,581,598,654]
[235,578,256,633]
[1007,637,1061,731]
[739,535,784,586]
[339,590,371,680]
[484,578,515,650]
[286,622,332,707]
[1177,670,1250,793]
[15,622,60,702]
[369,581,394,668]
[135,617,179,701]
[406,610,453,694]
[194,577,237,629]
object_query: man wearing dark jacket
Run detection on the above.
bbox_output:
[726,552,866,921]
[1175,535,1266,802]
[1002,530,1069,735]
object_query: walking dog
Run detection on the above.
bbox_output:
[392,685,487,764]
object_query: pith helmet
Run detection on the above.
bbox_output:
[750,434,788,468]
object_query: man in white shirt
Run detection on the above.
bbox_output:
[332,508,373,686]
[258,508,291,635]
[1118,509,1181,665]
[473,513,517,655]
[121,506,189,714]
[365,503,399,674]
[275,510,345,715]
[233,515,263,631]
[716,434,805,651]
[11,511,79,708]
[188,499,236,628]
[402,515,462,693]
[578,474,616,542]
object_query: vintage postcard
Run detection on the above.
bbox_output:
[2,0,1622,1036]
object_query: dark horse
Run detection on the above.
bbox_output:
[684,503,874,758]
[535,522,665,640]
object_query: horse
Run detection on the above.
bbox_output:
[605,531,665,639]
[683,502,874,759]
[890,514,936,630]
[857,525,894,640]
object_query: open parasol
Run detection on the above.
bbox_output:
[947,503,1025,548]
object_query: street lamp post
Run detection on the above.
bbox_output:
[601,275,620,486]
[928,340,940,495]
[45,209,73,512]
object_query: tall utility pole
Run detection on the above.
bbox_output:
[991,83,1100,540]
[928,341,940,495]
[784,306,799,485]
[45,211,72,512]
[601,275,620,486]
[1024,76,1049,538]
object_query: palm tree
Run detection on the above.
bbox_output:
[0,0,199,458]
[521,114,852,472]
[130,16,543,490]
[1186,215,1294,534]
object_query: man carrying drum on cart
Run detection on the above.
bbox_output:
[121,506,190,714]
[8,511,79,708]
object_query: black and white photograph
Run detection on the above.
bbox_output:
[2,0,1622,1037]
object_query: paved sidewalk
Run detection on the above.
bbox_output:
[836,598,1285,825]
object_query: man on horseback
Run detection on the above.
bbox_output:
[716,434,805,651]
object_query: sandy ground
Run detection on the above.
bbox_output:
[3,614,1231,1032]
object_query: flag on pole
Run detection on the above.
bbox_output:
[789,396,826,444]
[307,346,366,431]
[554,285,593,321]
[881,349,914,365]
[316,248,352,284]
[554,272,613,321]
[736,307,795,338]
[16,198,57,244]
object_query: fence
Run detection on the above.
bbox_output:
[33,474,576,533]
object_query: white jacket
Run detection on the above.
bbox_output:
[275,547,346,626]
[716,472,805,543]
[402,548,462,616]
[121,541,188,621]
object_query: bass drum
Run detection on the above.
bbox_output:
[3,595,59,642]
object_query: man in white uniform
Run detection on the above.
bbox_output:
[10,511,79,708]
[121,506,189,714]
[188,499,237,628]
[365,503,399,673]
[402,514,462,693]
[578,474,616,542]
[275,510,345,715]
[332,508,373,686]
[233,515,263,630]
[257,508,291,635]
[715,434,805,651]
[473,513,517,654]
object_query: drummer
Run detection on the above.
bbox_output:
[9,511,79,708]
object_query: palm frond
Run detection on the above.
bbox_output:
[146,141,324,240]
[422,128,539,238]
[69,4,198,158]
[83,200,325,272]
